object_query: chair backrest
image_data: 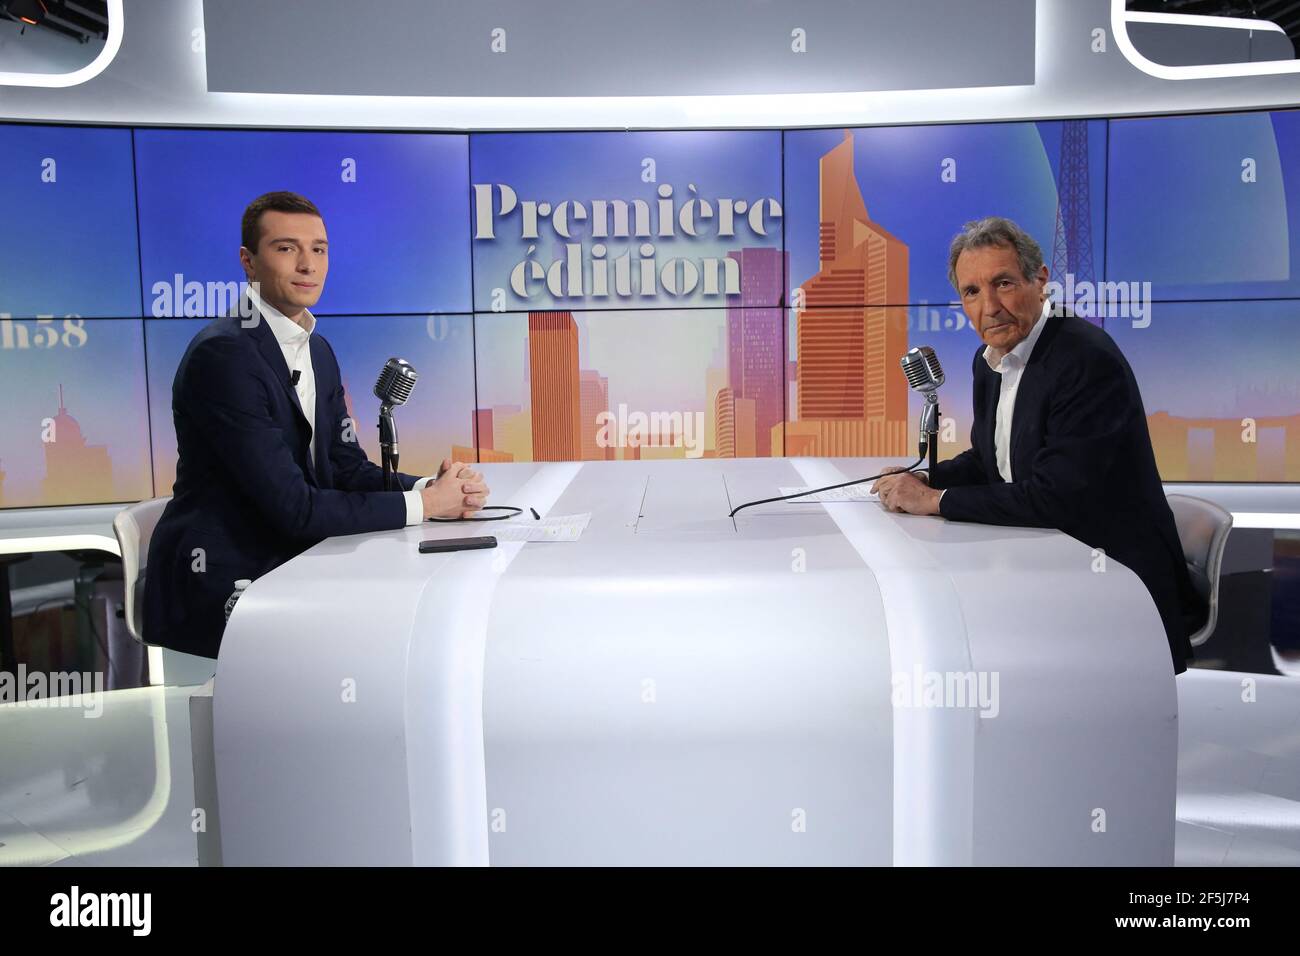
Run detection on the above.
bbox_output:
[111,497,172,645]
[1166,494,1233,648]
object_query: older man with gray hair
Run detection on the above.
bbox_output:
[871,216,1200,675]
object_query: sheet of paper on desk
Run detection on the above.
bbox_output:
[778,485,879,503]
[495,513,592,542]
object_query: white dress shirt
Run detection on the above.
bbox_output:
[983,296,1052,483]
[247,286,433,525]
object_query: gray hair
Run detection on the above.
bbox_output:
[947,217,1045,290]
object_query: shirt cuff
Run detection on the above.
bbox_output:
[403,476,436,526]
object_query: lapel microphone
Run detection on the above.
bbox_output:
[290,370,301,387]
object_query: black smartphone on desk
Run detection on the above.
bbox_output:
[418,536,498,554]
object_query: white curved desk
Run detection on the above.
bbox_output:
[213,457,1178,866]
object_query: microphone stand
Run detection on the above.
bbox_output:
[379,404,400,492]
[919,392,939,476]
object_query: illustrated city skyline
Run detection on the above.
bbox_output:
[0,383,118,509]
[470,134,913,463]
[6,117,1300,508]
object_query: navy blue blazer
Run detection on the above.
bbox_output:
[143,311,421,659]
[931,305,1199,675]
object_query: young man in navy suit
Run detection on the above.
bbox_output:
[144,192,489,658]
[872,217,1199,675]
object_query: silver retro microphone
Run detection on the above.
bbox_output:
[900,346,944,475]
[374,358,418,492]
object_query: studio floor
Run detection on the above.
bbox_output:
[1,668,1298,867]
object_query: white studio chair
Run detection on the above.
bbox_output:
[111,496,171,645]
[114,496,223,863]
[1167,494,1234,648]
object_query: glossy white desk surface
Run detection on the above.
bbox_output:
[214,457,1179,866]
[0,504,125,557]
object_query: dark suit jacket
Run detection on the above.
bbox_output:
[143,311,421,659]
[930,305,1199,675]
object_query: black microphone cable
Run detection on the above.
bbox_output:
[426,505,524,523]
[728,442,930,519]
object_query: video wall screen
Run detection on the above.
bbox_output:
[0,317,152,508]
[469,130,784,313]
[0,124,141,318]
[1107,299,1300,483]
[133,128,472,317]
[1,110,1297,509]
[1107,110,1300,302]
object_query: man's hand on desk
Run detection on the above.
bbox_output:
[421,459,490,519]
[870,466,942,516]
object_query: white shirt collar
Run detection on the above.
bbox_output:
[246,283,315,345]
[982,296,1052,371]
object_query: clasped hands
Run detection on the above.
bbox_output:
[869,466,943,516]
[420,458,490,520]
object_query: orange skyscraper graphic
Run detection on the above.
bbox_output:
[528,311,582,461]
[715,387,757,459]
[787,131,910,457]
[41,384,113,505]
[579,369,612,461]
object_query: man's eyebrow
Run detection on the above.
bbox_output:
[267,237,328,245]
